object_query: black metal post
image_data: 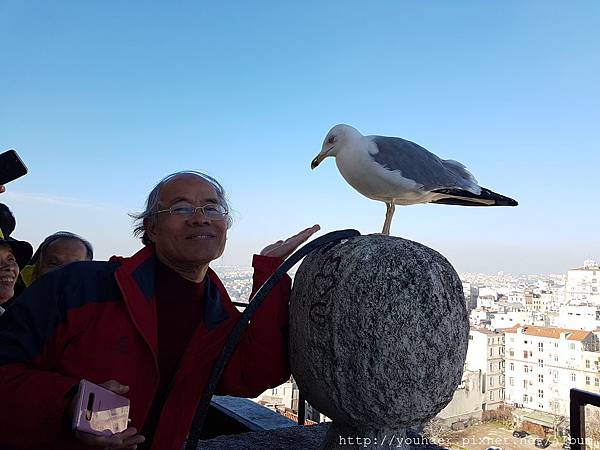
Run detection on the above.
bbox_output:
[569,388,600,450]
[298,390,306,425]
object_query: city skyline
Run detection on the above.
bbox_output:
[1,1,598,274]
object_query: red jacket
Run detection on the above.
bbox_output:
[0,246,291,449]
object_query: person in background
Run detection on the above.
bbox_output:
[0,193,33,309]
[0,203,16,237]
[0,227,32,316]
[20,231,94,287]
[0,170,319,449]
[0,192,27,303]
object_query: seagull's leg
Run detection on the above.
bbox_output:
[382,201,395,235]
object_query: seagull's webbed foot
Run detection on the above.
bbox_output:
[381,202,395,235]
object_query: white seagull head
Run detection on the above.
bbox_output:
[311,124,363,170]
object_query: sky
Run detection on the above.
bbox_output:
[0,1,598,275]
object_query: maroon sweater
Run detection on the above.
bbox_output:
[142,261,206,445]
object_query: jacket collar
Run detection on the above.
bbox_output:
[111,246,230,355]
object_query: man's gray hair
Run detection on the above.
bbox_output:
[131,171,232,245]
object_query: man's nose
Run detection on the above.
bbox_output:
[187,210,211,224]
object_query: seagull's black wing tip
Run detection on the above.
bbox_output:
[431,187,518,207]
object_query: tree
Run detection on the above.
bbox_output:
[584,406,600,443]
[551,414,567,439]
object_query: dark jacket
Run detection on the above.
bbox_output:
[0,246,291,449]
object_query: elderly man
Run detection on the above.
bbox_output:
[0,171,319,450]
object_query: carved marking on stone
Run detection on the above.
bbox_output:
[309,256,342,325]
[308,301,331,326]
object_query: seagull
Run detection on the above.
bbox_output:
[311,124,518,235]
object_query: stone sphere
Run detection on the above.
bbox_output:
[289,235,469,430]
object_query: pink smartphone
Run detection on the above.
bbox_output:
[71,379,130,436]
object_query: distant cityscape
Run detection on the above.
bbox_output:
[214,259,600,438]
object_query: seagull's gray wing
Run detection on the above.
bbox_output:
[369,136,477,192]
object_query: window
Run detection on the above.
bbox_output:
[525,366,530,373]
[510,377,515,386]
[523,380,528,388]
[538,342,543,352]
[510,363,514,371]
[586,360,591,369]
[524,350,529,359]
[490,390,495,401]
[571,373,576,382]
[555,342,559,348]
[554,371,558,380]
[490,376,494,387]
[469,335,473,340]
[539,359,544,368]
[586,376,591,385]
[538,389,544,399]
[490,348,493,357]
[569,343,576,350]
[523,394,529,402]
[554,355,559,362]
[595,378,599,387]
[539,374,544,383]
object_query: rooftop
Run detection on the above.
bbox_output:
[568,266,599,272]
[470,326,504,335]
[502,324,593,341]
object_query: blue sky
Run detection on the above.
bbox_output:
[0,1,598,274]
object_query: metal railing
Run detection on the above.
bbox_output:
[570,388,600,450]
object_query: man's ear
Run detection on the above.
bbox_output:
[144,217,156,243]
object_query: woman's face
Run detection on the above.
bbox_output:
[0,244,19,304]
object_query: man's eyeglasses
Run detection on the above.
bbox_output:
[154,203,228,221]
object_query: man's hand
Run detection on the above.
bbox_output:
[0,185,5,194]
[73,380,145,449]
[260,225,320,259]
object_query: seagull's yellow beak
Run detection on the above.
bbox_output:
[311,151,328,170]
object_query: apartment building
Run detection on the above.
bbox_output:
[504,325,600,418]
[465,327,505,410]
[566,260,600,303]
[557,304,600,331]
